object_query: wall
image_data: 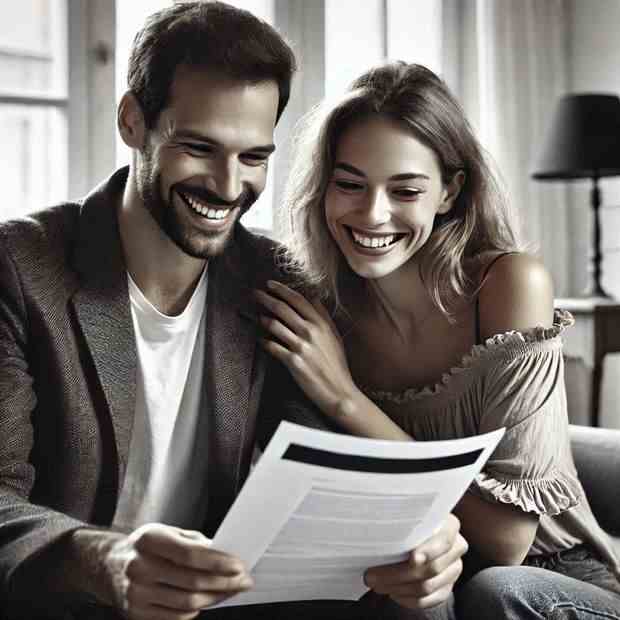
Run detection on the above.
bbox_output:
[566,0,620,427]
[567,0,620,298]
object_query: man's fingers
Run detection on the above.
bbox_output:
[127,578,251,614]
[402,532,467,582]
[130,605,200,620]
[132,526,245,574]
[369,556,463,598]
[422,534,467,579]
[393,584,454,611]
[129,552,254,593]
[366,543,463,590]
[365,558,417,588]
[413,514,462,563]
[171,528,211,544]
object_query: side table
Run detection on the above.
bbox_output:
[555,297,620,427]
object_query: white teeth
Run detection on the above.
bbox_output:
[182,193,230,220]
[351,230,396,248]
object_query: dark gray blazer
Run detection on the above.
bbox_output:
[0,168,327,617]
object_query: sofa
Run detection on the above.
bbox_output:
[570,424,620,556]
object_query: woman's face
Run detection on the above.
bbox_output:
[324,115,461,281]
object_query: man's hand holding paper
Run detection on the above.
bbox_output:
[365,513,467,609]
[69,523,254,619]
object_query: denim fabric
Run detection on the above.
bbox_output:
[456,545,620,619]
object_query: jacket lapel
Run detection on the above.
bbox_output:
[70,168,137,490]
[68,170,265,531]
[203,232,265,535]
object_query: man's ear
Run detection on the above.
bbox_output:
[437,170,465,215]
[117,92,146,149]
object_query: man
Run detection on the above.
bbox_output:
[0,3,466,619]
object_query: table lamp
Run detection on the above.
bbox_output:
[532,93,620,298]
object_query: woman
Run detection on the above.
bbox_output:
[254,62,620,617]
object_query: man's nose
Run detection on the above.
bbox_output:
[212,158,243,203]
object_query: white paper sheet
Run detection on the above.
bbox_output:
[211,422,505,607]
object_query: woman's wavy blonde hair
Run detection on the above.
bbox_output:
[280,62,522,318]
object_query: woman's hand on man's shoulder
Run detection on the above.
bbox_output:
[478,252,554,340]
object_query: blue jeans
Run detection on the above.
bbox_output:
[456,545,620,619]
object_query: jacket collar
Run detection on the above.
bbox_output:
[69,167,264,526]
[70,167,137,489]
[201,226,266,533]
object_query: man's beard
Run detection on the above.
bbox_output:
[136,146,258,259]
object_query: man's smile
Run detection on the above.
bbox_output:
[177,190,232,221]
[174,189,238,229]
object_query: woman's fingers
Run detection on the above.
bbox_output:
[259,314,303,352]
[259,337,306,372]
[254,289,309,336]
[264,280,322,322]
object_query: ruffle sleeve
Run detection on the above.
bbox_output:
[472,468,581,515]
[469,309,583,515]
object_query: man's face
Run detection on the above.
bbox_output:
[136,67,279,259]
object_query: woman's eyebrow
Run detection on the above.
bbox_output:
[334,162,366,177]
[334,162,429,181]
[389,172,430,181]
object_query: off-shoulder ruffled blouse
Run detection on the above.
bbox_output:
[363,309,620,573]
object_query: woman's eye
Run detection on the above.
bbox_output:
[392,188,422,200]
[182,142,213,156]
[334,179,364,192]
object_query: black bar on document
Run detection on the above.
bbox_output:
[282,444,483,474]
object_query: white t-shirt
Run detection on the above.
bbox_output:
[113,268,209,530]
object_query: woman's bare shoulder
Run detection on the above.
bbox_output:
[478,252,554,340]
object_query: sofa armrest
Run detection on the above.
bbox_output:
[569,424,620,536]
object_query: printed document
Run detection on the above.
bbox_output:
[212,421,504,607]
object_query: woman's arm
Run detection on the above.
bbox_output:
[255,254,552,566]
[477,252,554,340]
[454,492,538,566]
[254,280,410,440]
[254,280,468,607]
[455,252,554,565]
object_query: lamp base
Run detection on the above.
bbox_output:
[578,283,614,301]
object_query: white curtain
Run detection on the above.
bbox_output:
[444,0,571,295]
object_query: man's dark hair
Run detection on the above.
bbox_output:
[127,1,297,129]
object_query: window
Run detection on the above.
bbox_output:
[0,0,68,218]
[3,0,443,228]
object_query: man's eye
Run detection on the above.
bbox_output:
[242,153,269,166]
[333,179,364,192]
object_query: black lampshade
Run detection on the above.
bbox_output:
[532,93,620,180]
